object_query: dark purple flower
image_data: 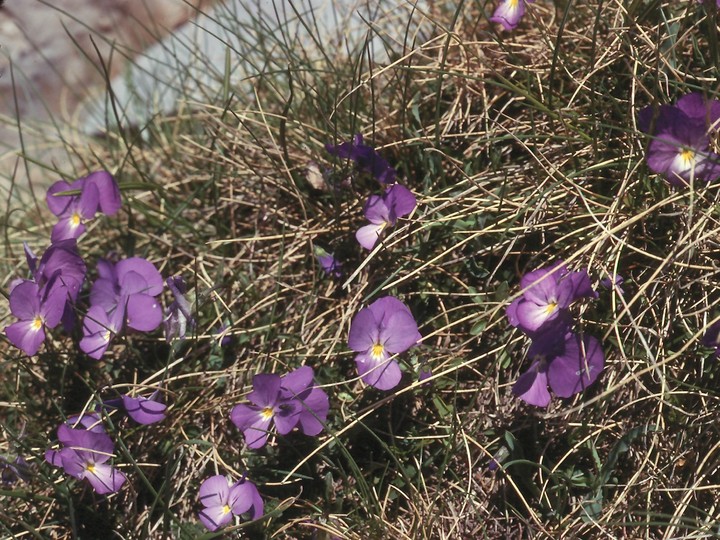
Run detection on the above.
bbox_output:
[46,171,121,242]
[45,424,126,494]
[348,296,422,390]
[600,274,625,295]
[418,368,432,383]
[314,246,342,278]
[217,323,233,347]
[79,305,125,360]
[512,331,604,407]
[702,320,720,356]
[356,184,417,250]
[638,93,720,186]
[697,0,720,9]
[198,474,263,531]
[490,0,535,31]
[164,276,195,340]
[230,366,329,449]
[326,134,396,185]
[36,240,87,304]
[5,280,65,356]
[122,391,167,425]
[506,261,597,336]
[1,456,31,484]
[89,257,164,333]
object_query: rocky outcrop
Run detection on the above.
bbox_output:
[0,0,215,193]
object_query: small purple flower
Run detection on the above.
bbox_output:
[702,320,720,356]
[79,305,125,360]
[45,424,126,494]
[230,366,329,449]
[490,0,535,31]
[356,184,417,250]
[217,323,233,347]
[46,171,121,242]
[600,274,625,295]
[326,134,396,185]
[36,240,87,304]
[348,296,422,390]
[418,368,432,383]
[197,474,263,531]
[506,261,597,336]
[512,331,604,407]
[638,93,720,186]
[122,391,167,425]
[1,456,31,485]
[314,246,342,278]
[164,276,195,340]
[4,280,65,356]
[89,257,164,332]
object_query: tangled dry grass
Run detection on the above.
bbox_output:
[1,0,720,538]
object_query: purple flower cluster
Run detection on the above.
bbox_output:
[230,366,329,449]
[638,93,720,186]
[506,261,604,407]
[348,296,422,391]
[490,0,535,31]
[45,414,126,494]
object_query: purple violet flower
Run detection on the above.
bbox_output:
[89,257,164,332]
[314,246,342,278]
[79,305,125,360]
[506,261,597,336]
[46,171,121,242]
[198,475,264,531]
[45,424,126,494]
[702,320,720,356]
[638,93,720,186]
[347,296,422,390]
[600,274,625,295]
[122,391,167,425]
[4,280,65,356]
[36,240,87,304]
[326,134,397,184]
[21,240,87,332]
[230,366,329,449]
[356,184,417,250]
[513,331,604,407]
[164,276,195,340]
[1,456,31,485]
[490,0,535,31]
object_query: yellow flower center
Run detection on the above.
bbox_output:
[371,343,385,359]
[509,0,519,6]
[31,316,44,331]
[222,504,231,515]
[261,407,274,419]
[70,212,82,227]
[86,464,96,473]
[545,302,558,315]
